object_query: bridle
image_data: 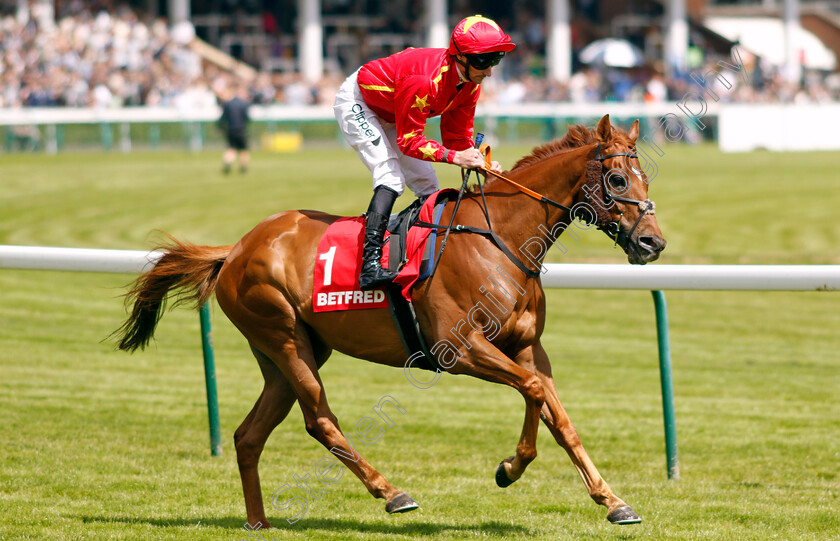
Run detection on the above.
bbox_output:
[589,142,656,246]
[477,141,656,247]
[423,140,657,280]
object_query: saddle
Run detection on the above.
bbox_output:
[384,191,453,280]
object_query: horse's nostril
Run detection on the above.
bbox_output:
[639,236,661,252]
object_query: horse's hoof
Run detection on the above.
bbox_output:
[607,505,642,525]
[386,493,419,514]
[495,456,516,488]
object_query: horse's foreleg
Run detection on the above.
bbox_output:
[448,334,545,484]
[528,343,641,524]
[235,347,299,529]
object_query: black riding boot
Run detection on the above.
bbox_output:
[359,186,399,291]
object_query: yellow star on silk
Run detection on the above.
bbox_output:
[419,142,437,160]
[403,130,419,140]
[412,95,430,110]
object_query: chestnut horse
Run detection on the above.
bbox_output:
[115,115,665,527]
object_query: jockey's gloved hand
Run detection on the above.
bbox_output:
[452,147,502,173]
[452,147,485,169]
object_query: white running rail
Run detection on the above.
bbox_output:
[1,246,839,291]
[0,246,163,274]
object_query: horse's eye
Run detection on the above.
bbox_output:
[608,175,628,192]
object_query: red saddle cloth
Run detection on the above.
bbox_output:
[312,190,450,312]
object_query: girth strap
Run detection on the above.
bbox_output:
[384,283,440,372]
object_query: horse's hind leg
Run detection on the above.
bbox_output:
[235,346,301,529]
[258,321,417,517]
[528,343,641,524]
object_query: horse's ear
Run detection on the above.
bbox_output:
[596,114,611,142]
[628,119,639,143]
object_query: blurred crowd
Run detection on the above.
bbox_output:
[2,2,839,111]
[0,2,346,109]
[0,3,209,108]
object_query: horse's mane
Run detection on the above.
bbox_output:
[510,125,598,171]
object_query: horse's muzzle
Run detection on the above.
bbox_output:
[628,235,666,265]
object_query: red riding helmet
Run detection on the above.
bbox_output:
[448,15,516,56]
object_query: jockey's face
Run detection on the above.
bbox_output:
[455,54,495,85]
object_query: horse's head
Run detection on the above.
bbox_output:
[577,115,666,264]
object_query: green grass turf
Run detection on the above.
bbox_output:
[0,142,838,540]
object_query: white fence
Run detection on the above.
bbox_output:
[0,102,707,154]
[541,263,840,291]
[0,246,162,273]
[2,245,839,291]
[717,104,840,152]
[5,102,839,153]
[0,103,686,127]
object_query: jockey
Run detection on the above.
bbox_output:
[333,15,514,291]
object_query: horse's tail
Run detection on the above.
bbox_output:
[115,235,232,352]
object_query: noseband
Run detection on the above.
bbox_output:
[585,142,656,245]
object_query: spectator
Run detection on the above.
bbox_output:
[645,72,668,103]
[218,83,251,174]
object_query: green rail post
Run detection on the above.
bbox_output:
[100,122,113,151]
[150,124,160,149]
[199,302,223,456]
[651,290,680,480]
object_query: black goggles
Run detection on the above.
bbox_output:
[466,51,505,70]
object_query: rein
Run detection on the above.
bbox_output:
[478,142,655,245]
[419,141,656,279]
[475,144,573,213]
